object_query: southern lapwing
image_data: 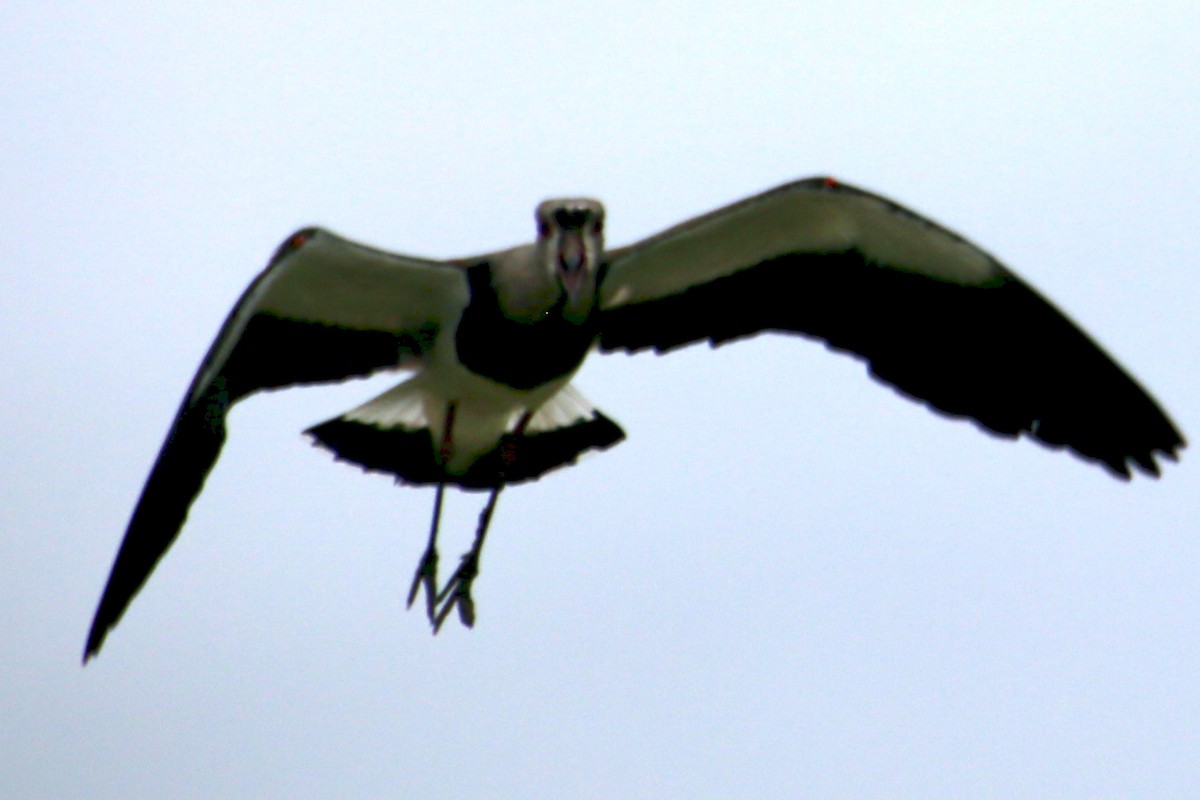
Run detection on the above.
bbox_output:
[83,177,1185,662]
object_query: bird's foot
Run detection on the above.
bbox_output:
[406,545,439,624]
[432,550,479,633]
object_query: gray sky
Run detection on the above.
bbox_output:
[4,3,1198,797]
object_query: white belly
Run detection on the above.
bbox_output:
[342,338,579,476]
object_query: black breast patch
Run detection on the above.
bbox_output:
[455,263,597,390]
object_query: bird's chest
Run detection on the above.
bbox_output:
[454,273,597,391]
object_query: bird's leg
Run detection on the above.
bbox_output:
[433,486,501,632]
[405,483,445,622]
[432,412,531,633]
[406,403,456,623]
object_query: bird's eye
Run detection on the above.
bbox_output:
[538,219,552,238]
[593,219,604,235]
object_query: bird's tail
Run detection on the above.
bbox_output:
[305,381,625,489]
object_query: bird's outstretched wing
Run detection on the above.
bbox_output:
[84,229,469,662]
[598,177,1184,477]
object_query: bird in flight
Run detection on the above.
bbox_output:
[83,177,1184,662]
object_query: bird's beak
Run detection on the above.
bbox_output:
[558,231,588,296]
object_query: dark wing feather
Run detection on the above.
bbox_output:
[598,178,1184,477]
[84,229,468,662]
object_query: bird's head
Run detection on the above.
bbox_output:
[535,198,605,319]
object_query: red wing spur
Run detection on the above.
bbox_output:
[83,177,1185,662]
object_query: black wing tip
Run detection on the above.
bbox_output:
[82,619,108,665]
[1132,437,1185,479]
[1078,432,1183,481]
[1109,406,1186,479]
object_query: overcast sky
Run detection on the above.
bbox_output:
[3,3,1198,797]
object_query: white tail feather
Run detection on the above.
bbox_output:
[343,379,433,431]
[527,385,597,433]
